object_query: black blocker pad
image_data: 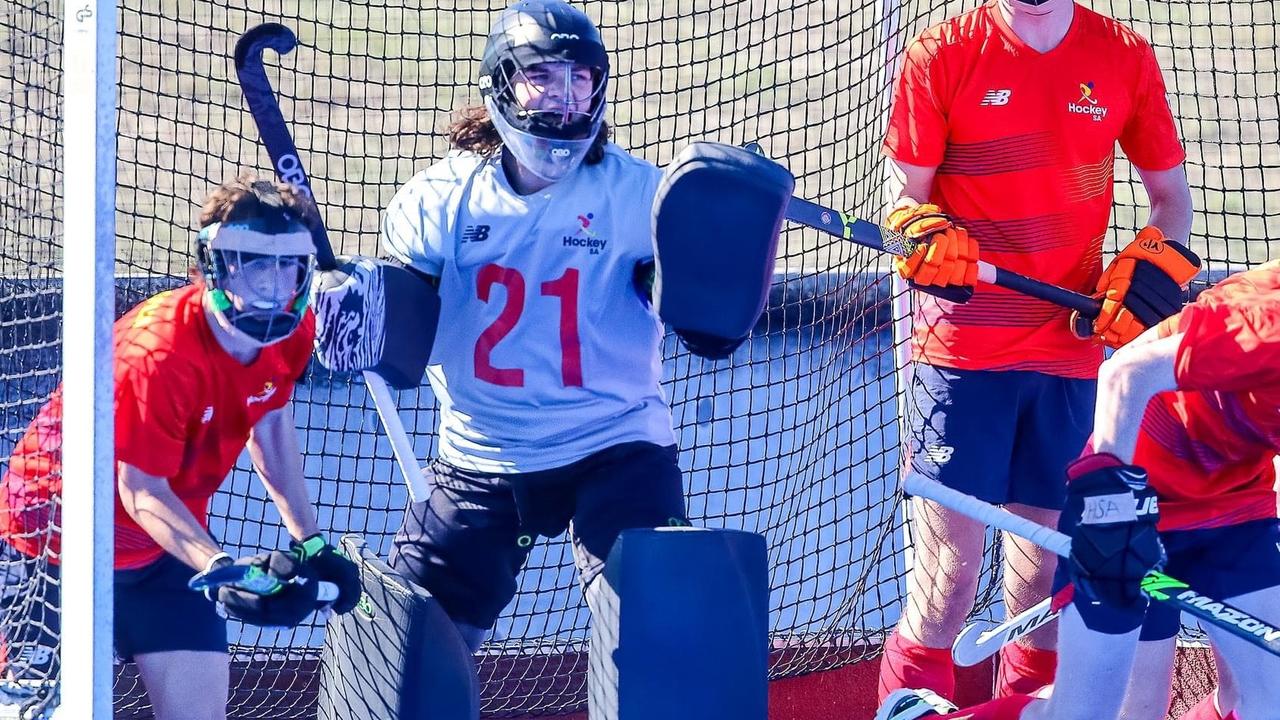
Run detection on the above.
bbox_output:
[313,257,440,389]
[318,535,479,720]
[652,142,793,358]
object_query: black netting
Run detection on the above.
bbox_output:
[0,1,1273,718]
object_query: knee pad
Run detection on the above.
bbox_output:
[313,256,440,389]
[319,535,479,720]
[652,142,792,359]
[587,527,769,719]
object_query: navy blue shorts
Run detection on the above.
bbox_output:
[114,552,228,660]
[904,364,1095,509]
[0,546,226,665]
[390,441,687,629]
[1139,519,1280,641]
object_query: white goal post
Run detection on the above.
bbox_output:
[54,1,117,718]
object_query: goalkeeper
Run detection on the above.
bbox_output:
[878,261,1280,720]
[0,174,359,720]
[334,0,778,686]
[879,0,1198,701]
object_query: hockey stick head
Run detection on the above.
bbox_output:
[188,561,339,603]
[233,23,298,71]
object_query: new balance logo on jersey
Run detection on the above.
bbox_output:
[980,89,1011,106]
[924,444,954,464]
[201,406,214,424]
[462,225,491,243]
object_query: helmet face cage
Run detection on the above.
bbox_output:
[489,58,607,141]
[196,228,314,346]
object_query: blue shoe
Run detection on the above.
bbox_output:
[873,688,958,720]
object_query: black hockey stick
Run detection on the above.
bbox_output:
[744,143,1103,318]
[233,23,337,271]
[233,22,430,502]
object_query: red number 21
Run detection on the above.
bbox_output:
[474,263,582,388]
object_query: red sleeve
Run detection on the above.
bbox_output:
[1172,296,1280,392]
[114,350,199,479]
[883,33,950,167]
[1118,43,1185,171]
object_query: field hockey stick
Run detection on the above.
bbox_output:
[234,23,429,502]
[904,475,1280,658]
[188,561,340,603]
[952,586,1070,667]
[743,143,1103,318]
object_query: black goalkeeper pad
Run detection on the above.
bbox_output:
[318,535,479,720]
[587,527,769,720]
[652,141,793,359]
[313,257,440,389]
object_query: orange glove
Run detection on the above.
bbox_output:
[1072,226,1201,348]
[887,200,980,292]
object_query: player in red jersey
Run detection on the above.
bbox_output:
[878,262,1280,720]
[878,0,1199,702]
[0,175,359,720]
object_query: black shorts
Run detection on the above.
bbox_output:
[0,545,227,663]
[390,441,687,629]
[114,552,228,660]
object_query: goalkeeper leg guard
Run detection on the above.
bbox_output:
[586,527,768,720]
[319,535,479,720]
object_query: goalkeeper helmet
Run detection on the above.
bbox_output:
[478,0,609,181]
[196,215,315,346]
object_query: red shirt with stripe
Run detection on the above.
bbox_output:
[1135,262,1280,531]
[884,1,1185,378]
[0,284,314,569]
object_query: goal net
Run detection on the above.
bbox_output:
[0,1,1273,717]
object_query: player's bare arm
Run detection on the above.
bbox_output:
[887,159,938,204]
[116,461,223,571]
[1136,164,1194,244]
[246,401,320,542]
[1091,330,1181,462]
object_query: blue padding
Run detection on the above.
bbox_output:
[652,142,793,357]
[589,527,769,720]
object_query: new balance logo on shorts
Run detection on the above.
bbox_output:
[980,89,1011,106]
[925,444,955,464]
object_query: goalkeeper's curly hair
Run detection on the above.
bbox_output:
[188,172,319,282]
[448,104,610,164]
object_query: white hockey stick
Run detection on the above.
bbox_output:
[951,588,1070,667]
[905,475,1280,659]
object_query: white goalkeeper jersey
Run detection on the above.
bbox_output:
[382,144,676,474]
